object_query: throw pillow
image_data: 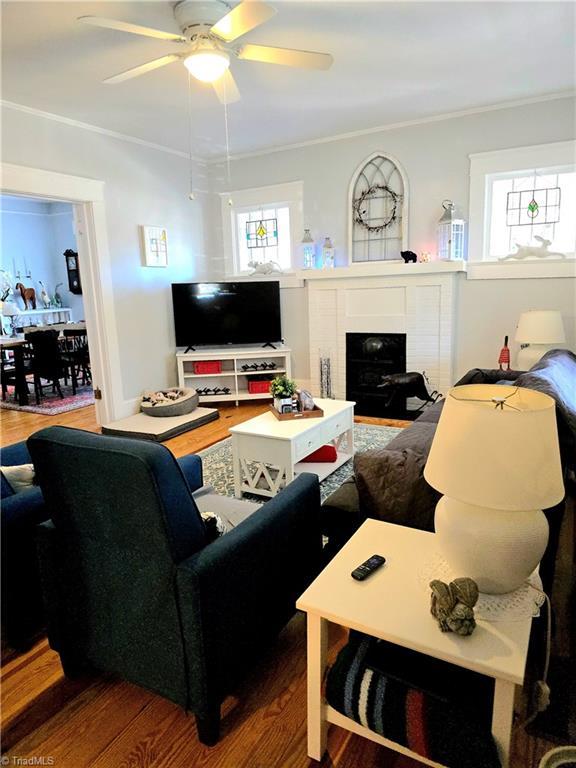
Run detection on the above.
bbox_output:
[354,448,439,532]
[301,444,338,463]
[200,511,229,544]
[1,463,36,494]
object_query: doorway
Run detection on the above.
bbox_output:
[1,194,94,411]
[1,162,123,424]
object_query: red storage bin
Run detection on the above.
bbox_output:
[248,380,271,394]
[193,361,222,375]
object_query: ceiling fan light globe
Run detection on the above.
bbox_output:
[184,50,230,82]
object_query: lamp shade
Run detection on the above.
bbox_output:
[515,311,566,344]
[2,301,20,317]
[424,385,564,511]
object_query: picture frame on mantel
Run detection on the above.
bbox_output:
[140,225,168,267]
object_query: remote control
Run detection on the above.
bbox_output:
[351,554,386,581]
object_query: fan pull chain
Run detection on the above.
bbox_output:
[187,72,195,200]
[223,82,233,207]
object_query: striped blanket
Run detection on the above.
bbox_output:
[326,631,501,768]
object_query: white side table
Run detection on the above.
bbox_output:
[296,519,533,768]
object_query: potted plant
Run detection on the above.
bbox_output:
[270,375,297,414]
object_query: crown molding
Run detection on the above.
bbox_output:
[207,90,576,164]
[3,90,573,169]
[1,100,206,166]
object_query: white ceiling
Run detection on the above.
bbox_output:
[2,1,575,159]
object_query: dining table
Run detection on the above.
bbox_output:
[0,322,87,407]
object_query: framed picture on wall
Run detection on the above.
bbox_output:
[141,225,168,268]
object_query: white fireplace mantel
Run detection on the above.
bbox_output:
[306,266,459,406]
[298,260,466,281]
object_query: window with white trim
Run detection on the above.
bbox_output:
[468,141,576,271]
[221,181,303,275]
[235,204,291,272]
[486,167,576,260]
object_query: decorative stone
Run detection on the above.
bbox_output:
[298,389,316,411]
[429,577,479,636]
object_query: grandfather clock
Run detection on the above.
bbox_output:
[64,249,82,295]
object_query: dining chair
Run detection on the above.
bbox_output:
[1,344,34,401]
[61,329,91,389]
[25,330,73,403]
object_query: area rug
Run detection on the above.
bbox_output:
[0,384,95,415]
[198,422,402,502]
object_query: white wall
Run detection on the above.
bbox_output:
[208,96,576,381]
[1,106,211,404]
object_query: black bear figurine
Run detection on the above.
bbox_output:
[401,250,418,263]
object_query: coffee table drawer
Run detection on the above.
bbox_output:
[321,410,353,443]
[294,430,325,462]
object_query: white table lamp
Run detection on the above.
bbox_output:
[424,385,564,594]
[515,310,565,370]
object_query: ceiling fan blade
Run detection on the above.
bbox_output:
[238,44,333,70]
[78,16,187,43]
[103,55,182,84]
[210,1,277,43]
[212,70,241,104]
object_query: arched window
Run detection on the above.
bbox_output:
[349,153,407,263]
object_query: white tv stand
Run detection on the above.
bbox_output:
[176,346,292,406]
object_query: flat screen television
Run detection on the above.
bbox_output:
[172,281,282,348]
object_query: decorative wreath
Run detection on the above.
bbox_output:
[352,184,401,233]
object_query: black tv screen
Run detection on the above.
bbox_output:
[172,281,282,347]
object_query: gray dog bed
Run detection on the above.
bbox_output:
[141,388,199,417]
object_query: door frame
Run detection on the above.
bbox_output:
[1,162,123,424]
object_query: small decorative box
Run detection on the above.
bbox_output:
[248,380,271,394]
[193,361,222,375]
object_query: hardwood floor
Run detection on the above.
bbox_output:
[0,404,562,767]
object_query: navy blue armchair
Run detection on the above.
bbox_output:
[28,426,322,744]
[1,441,48,648]
[0,436,203,650]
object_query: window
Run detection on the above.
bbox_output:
[221,181,303,275]
[486,167,576,260]
[235,204,291,272]
[468,141,576,277]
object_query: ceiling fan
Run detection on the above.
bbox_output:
[78,0,334,104]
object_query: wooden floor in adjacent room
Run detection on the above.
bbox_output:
[0,404,563,768]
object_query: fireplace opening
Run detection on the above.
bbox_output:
[346,333,407,418]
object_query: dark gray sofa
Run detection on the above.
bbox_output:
[321,349,576,594]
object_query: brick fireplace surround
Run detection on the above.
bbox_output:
[306,262,465,409]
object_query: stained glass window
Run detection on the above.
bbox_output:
[506,187,561,226]
[234,206,291,271]
[246,218,278,248]
[486,168,576,259]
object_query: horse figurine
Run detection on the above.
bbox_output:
[15,282,36,310]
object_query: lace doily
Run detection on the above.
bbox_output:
[417,553,545,622]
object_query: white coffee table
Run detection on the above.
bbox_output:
[296,519,533,768]
[229,398,355,498]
